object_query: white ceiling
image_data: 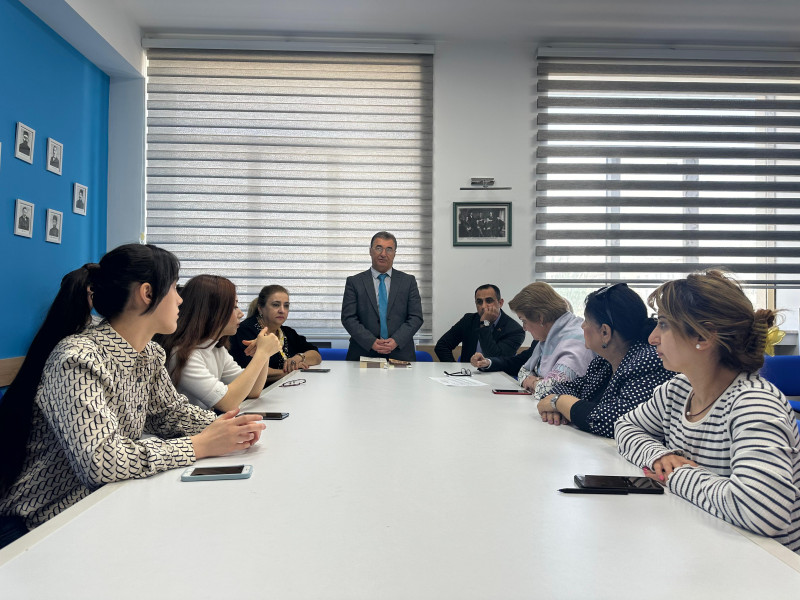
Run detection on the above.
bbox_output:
[113,0,800,47]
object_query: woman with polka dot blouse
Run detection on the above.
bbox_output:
[537,283,675,437]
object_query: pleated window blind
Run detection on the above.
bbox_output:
[535,52,800,287]
[145,49,433,340]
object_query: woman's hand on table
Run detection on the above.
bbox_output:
[191,410,266,459]
[645,454,698,483]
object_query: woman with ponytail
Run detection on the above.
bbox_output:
[538,283,675,437]
[616,270,800,553]
[229,284,320,381]
[0,245,268,549]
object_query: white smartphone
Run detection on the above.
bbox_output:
[181,465,253,482]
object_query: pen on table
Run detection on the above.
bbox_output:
[558,488,628,495]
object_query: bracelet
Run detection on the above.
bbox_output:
[298,353,306,363]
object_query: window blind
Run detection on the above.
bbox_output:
[535,52,800,287]
[145,49,432,339]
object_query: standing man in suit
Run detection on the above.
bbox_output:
[341,231,423,361]
[434,284,525,363]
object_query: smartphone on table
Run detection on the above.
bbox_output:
[239,412,289,420]
[302,368,330,373]
[181,465,253,482]
[573,474,664,494]
[492,389,532,395]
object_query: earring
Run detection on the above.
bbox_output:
[601,343,608,349]
[695,344,701,349]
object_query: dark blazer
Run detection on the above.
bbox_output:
[479,345,537,378]
[434,310,524,363]
[341,268,423,361]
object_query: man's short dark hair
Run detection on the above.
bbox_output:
[370,231,397,249]
[474,284,501,300]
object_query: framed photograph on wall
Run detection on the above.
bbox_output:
[15,122,35,164]
[46,209,63,244]
[73,183,88,215]
[46,138,63,175]
[14,199,34,238]
[453,202,512,246]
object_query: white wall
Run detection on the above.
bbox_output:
[107,76,147,248]
[431,42,535,341]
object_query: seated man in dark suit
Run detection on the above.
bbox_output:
[341,231,423,361]
[435,284,524,363]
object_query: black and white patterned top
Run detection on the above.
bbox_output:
[616,373,800,553]
[0,321,215,529]
[549,341,675,438]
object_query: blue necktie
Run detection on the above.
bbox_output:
[378,273,388,339]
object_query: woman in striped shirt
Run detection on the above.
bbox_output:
[616,270,800,553]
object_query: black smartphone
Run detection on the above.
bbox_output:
[574,474,664,494]
[239,412,289,420]
[492,388,532,395]
[301,368,330,373]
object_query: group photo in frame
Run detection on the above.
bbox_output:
[453,202,512,246]
[73,183,88,215]
[45,208,63,244]
[14,199,34,238]
[46,138,63,175]
[15,122,35,164]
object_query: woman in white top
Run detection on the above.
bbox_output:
[156,275,280,412]
[616,270,800,552]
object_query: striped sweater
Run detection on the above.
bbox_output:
[615,372,800,553]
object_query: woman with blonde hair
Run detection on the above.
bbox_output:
[472,282,594,399]
[616,270,800,553]
[230,284,321,381]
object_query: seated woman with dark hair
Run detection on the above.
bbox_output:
[472,282,593,400]
[230,284,321,381]
[616,270,800,553]
[156,275,281,412]
[0,246,267,549]
[537,283,675,437]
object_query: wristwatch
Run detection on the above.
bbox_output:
[550,394,561,411]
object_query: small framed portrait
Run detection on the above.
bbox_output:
[15,122,35,164]
[46,209,63,244]
[14,199,34,238]
[453,202,512,246]
[73,183,88,215]
[46,138,63,175]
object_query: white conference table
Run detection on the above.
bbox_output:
[2,361,800,599]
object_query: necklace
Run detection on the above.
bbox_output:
[257,314,288,360]
[684,392,716,418]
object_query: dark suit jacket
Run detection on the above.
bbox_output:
[434,310,524,363]
[479,345,537,378]
[341,268,423,361]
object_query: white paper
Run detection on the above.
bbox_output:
[429,376,489,387]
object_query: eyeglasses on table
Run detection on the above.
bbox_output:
[444,368,472,377]
[280,378,306,387]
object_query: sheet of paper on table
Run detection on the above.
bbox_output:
[429,376,489,387]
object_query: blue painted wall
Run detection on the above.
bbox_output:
[0,0,109,359]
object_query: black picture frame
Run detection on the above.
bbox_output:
[453,202,511,246]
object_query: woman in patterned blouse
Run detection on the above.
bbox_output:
[0,244,269,549]
[537,283,675,437]
[156,275,281,412]
[616,271,800,553]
